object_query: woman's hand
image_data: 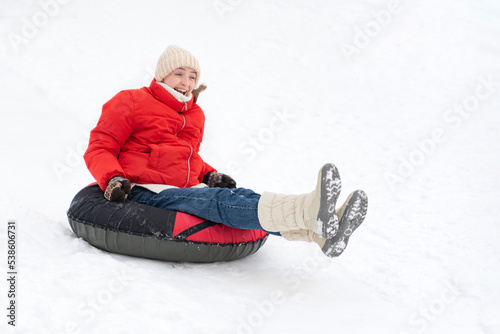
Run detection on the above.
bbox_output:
[203,172,236,189]
[104,175,131,201]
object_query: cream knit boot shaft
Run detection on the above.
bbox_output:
[257,163,341,238]
[257,192,315,232]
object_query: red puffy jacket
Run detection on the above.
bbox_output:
[84,80,217,191]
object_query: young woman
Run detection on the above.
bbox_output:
[84,45,368,258]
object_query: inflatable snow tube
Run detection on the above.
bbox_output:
[67,185,268,263]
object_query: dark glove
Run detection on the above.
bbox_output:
[104,175,131,201]
[203,172,236,189]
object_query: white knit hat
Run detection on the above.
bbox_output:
[154,45,201,85]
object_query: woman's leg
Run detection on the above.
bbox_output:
[128,186,279,233]
[128,163,368,257]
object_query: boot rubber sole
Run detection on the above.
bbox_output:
[322,189,368,257]
[312,163,342,239]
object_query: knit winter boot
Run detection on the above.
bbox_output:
[322,189,368,257]
[280,190,368,257]
[257,163,342,239]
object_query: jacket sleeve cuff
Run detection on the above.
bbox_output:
[198,162,217,184]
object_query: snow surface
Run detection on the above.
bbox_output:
[1,0,500,333]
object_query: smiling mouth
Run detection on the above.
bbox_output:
[174,88,188,96]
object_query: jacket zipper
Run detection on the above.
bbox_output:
[184,144,193,188]
[175,105,187,135]
[176,104,192,188]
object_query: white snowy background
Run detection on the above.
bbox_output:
[1,0,499,333]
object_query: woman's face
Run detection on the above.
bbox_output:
[162,67,197,96]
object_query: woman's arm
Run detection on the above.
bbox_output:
[84,91,135,191]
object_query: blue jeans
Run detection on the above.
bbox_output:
[128,186,279,235]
